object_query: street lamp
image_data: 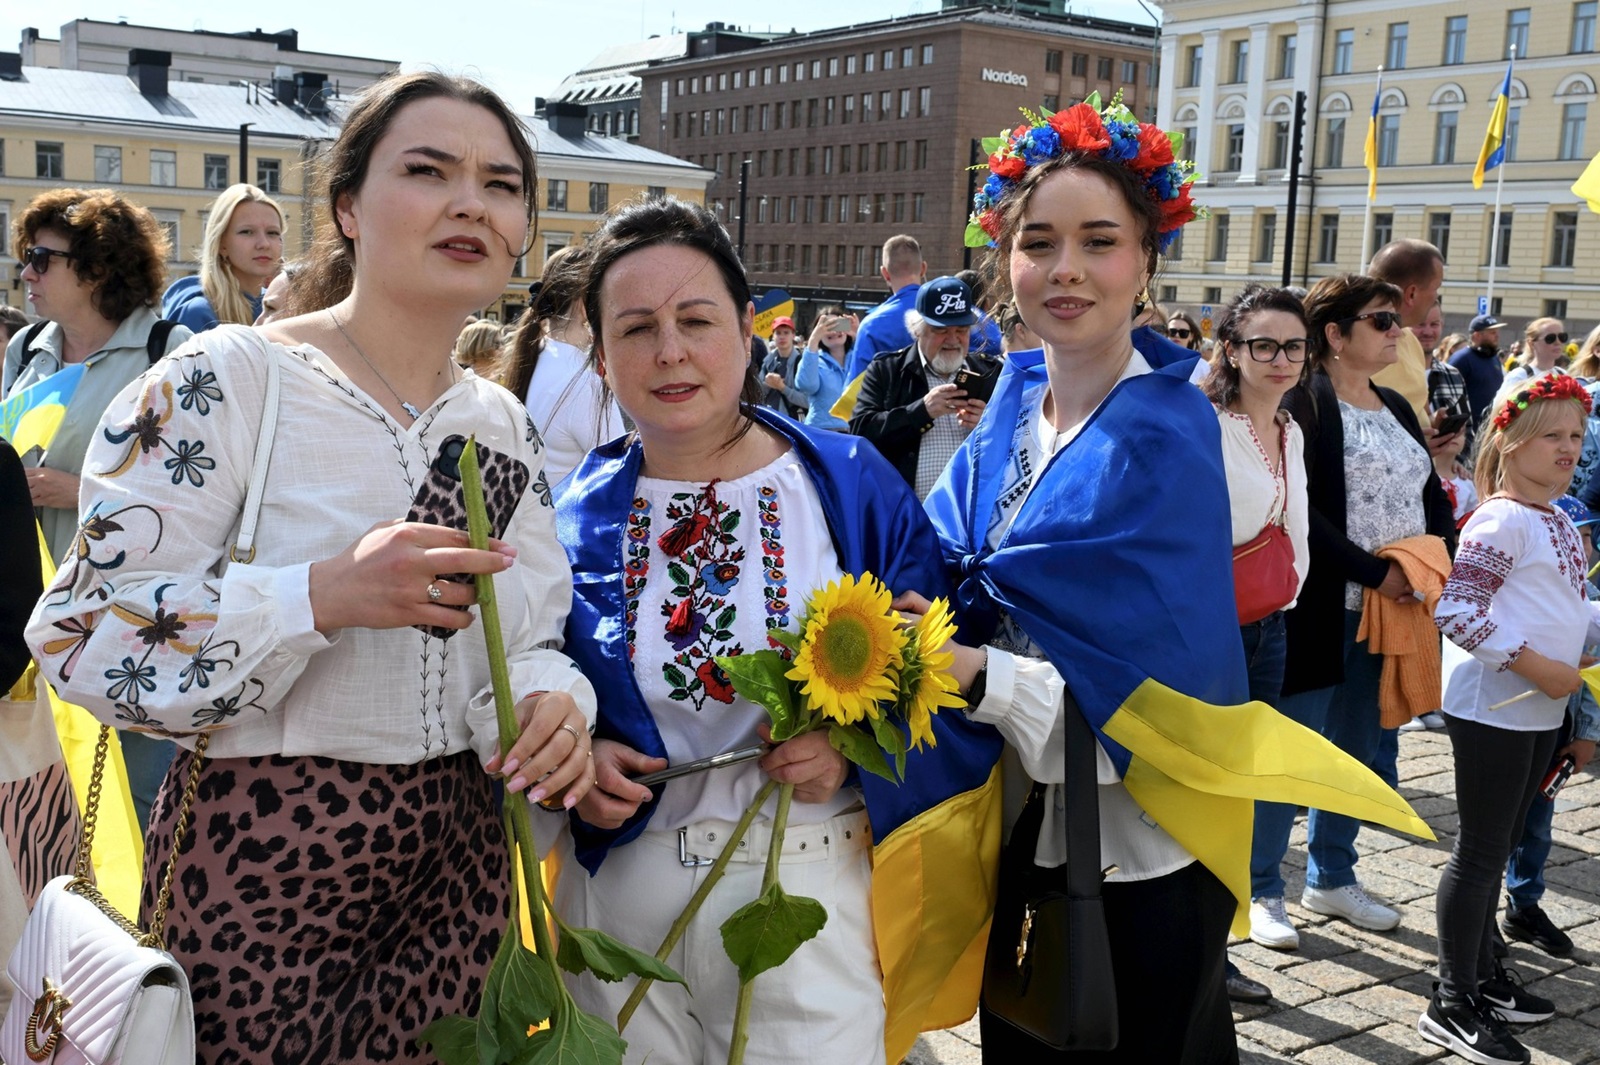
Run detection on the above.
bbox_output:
[1130,0,1162,122]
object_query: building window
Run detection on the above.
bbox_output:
[1122,60,1137,84]
[919,43,933,66]
[756,199,767,224]
[864,51,875,73]
[821,195,833,223]
[1279,34,1297,79]
[861,93,873,121]
[1386,23,1408,70]
[1317,214,1340,263]
[1271,121,1291,168]
[845,54,857,76]
[894,141,907,170]
[913,192,925,223]
[1203,286,1223,304]
[1181,125,1197,162]
[1490,211,1513,266]
[839,193,851,219]
[1230,40,1250,83]
[1505,107,1522,160]
[876,142,888,171]
[150,148,177,186]
[784,245,795,272]
[1575,1,1598,52]
[806,147,816,175]
[788,196,798,224]
[779,64,788,84]
[854,246,868,275]
[1434,111,1459,164]
[1160,285,1178,304]
[646,185,667,201]
[1545,298,1570,318]
[804,196,815,224]
[915,140,928,169]
[918,86,931,117]
[843,95,854,123]
[880,90,892,118]
[1224,124,1245,171]
[1378,114,1400,167]
[1185,46,1203,86]
[1168,231,1184,260]
[1073,53,1089,76]
[93,145,122,183]
[1046,49,1063,73]
[151,210,180,261]
[35,142,63,179]
[1043,93,1060,110]
[1506,9,1530,57]
[1561,102,1588,160]
[899,88,912,119]
[883,49,894,71]
[835,246,847,273]
[1444,16,1468,64]
[892,192,906,223]
[1210,214,1230,260]
[1097,57,1112,80]
[1325,116,1346,167]
[858,143,870,171]
[1257,212,1277,262]
[1333,29,1354,74]
[256,158,280,193]
[1552,211,1578,266]
[1372,211,1394,248]
[546,179,567,211]
[1424,212,1451,262]
[823,146,834,174]
[873,193,887,223]
[204,154,229,190]
[588,182,609,214]
[807,99,818,127]
[825,97,835,125]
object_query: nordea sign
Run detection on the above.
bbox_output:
[980,68,1029,87]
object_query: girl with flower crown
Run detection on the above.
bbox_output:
[1420,373,1598,1064]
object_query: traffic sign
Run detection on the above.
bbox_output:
[1477,296,1489,316]
[1200,305,1214,338]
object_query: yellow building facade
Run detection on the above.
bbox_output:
[1158,0,1598,336]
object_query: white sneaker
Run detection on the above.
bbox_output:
[1421,711,1447,730]
[1249,896,1299,950]
[1301,883,1401,931]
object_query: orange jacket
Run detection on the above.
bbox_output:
[1358,534,1453,728]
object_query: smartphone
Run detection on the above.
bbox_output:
[405,434,531,639]
[629,744,768,788]
[1434,413,1470,437]
[953,365,999,404]
[1541,753,1577,799]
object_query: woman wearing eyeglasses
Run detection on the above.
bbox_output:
[1503,319,1569,389]
[1263,274,1455,944]
[1166,311,1202,352]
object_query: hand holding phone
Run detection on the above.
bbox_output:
[629,744,768,787]
[1542,753,1577,799]
[1433,413,1470,438]
[953,364,999,404]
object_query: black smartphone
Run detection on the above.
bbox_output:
[1434,413,1470,437]
[405,434,531,639]
[953,364,999,404]
[629,744,768,787]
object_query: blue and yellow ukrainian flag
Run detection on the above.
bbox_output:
[1571,148,1600,213]
[1474,61,1513,189]
[1363,75,1382,200]
[0,362,85,452]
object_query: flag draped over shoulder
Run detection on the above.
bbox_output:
[924,350,1433,935]
[1474,61,1513,189]
[1364,78,1382,201]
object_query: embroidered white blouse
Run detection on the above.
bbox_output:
[1217,409,1311,608]
[24,325,595,765]
[623,451,857,829]
[1436,497,1600,731]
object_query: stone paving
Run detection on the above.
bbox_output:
[904,727,1600,1064]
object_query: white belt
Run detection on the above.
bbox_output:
[669,808,871,868]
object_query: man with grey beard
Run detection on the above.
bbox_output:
[850,276,1001,499]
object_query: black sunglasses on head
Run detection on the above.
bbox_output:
[23,246,75,275]
[1540,332,1570,345]
[1343,311,1401,332]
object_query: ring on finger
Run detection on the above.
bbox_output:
[559,723,583,745]
[427,581,444,602]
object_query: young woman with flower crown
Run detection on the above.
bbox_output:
[915,96,1433,1061]
[550,197,1001,1065]
[1420,374,1598,1065]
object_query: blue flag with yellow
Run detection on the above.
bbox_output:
[1474,61,1513,189]
[924,350,1432,936]
[1364,78,1382,200]
[0,362,85,454]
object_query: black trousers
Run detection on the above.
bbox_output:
[979,859,1239,1063]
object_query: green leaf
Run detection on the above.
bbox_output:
[554,920,687,987]
[714,651,802,739]
[719,882,829,983]
[1167,129,1185,157]
[715,606,737,630]
[667,562,692,587]
[515,1003,627,1065]
[720,512,740,533]
[662,664,688,690]
[478,931,560,1064]
[866,712,909,783]
[1084,89,1102,110]
[827,723,896,783]
[766,627,800,653]
[416,1015,477,1065]
[980,135,1005,154]
[963,221,992,249]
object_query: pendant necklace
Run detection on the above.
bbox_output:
[328,309,453,420]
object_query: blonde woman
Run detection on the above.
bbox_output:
[162,183,284,332]
[454,317,504,381]
[1502,317,1569,388]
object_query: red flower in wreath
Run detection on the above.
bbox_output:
[1132,124,1175,171]
[988,152,1025,180]
[1158,185,1198,230]
[696,659,736,704]
[1047,103,1110,152]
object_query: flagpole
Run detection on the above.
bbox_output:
[1360,66,1383,273]
[1485,45,1515,308]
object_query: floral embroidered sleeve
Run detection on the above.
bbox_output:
[1434,506,1527,670]
[24,344,335,737]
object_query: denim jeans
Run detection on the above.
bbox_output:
[1252,611,1383,897]
[1372,726,1400,789]
[119,730,176,836]
[1505,790,1555,911]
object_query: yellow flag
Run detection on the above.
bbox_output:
[1574,148,1600,214]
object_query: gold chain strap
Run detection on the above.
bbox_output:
[66,725,209,948]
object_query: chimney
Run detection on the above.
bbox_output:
[128,48,171,97]
[295,70,328,113]
[271,63,295,106]
[0,53,21,81]
[546,101,588,139]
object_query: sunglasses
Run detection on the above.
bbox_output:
[1237,337,1310,363]
[1540,332,1570,345]
[23,246,77,276]
[1343,310,1401,332]
[1168,327,1192,339]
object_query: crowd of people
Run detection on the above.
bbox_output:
[1,69,1597,1065]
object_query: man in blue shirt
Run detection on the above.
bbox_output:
[1448,314,1508,426]
[845,234,926,380]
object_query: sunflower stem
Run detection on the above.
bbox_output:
[617,778,778,1033]
[726,782,794,1065]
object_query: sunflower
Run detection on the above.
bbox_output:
[899,597,965,749]
[787,573,907,725]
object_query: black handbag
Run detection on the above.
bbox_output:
[980,690,1117,1051]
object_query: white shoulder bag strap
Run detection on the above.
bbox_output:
[229,333,282,565]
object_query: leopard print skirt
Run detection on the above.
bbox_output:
[142,749,508,1064]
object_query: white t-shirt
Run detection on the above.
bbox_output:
[1217,409,1311,608]
[523,337,624,485]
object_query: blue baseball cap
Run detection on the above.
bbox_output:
[916,276,979,328]
[1555,495,1599,527]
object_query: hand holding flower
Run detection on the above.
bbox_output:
[755,723,848,804]
[484,690,593,807]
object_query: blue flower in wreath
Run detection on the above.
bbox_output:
[105,656,157,704]
[164,439,215,487]
[1020,125,1060,164]
[176,368,223,415]
[700,561,741,597]
[1104,119,1141,161]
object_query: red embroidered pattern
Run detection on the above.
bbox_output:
[1438,538,1515,652]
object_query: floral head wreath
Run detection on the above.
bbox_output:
[965,90,1203,251]
[1491,373,1593,430]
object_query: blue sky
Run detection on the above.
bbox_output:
[3,1,1162,113]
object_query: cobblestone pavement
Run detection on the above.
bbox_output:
[904,727,1600,1064]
